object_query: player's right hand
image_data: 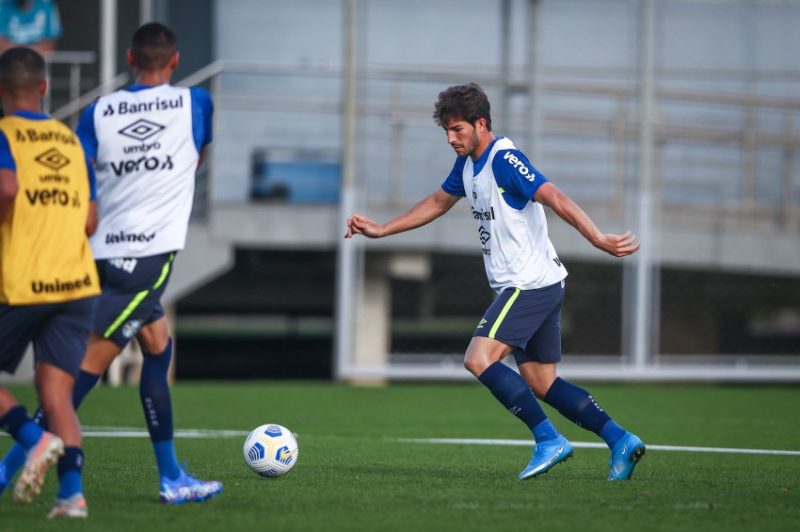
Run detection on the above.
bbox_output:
[345,213,383,239]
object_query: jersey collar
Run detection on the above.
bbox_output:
[10,110,49,120]
[126,83,168,92]
[472,136,503,175]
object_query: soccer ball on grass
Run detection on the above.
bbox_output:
[243,424,299,477]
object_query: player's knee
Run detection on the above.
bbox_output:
[530,374,557,398]
[463,354,489,377]
[531,381,550,398]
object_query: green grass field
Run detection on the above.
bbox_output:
[1,382,799,531]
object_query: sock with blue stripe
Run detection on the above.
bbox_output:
[542,377,625,448]
[0,370,101,484]
[140,338,180,480]
[0,405,43,451]
[478,362,559,443]
[57,447,84,499]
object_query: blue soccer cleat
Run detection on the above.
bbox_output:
[159,468,223,504]
[608,431,646,481]
[518,434,574,480]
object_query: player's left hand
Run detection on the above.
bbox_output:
[345,213,384,239]
[594,231,640,257]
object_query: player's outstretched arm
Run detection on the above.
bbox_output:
[535,182,640,257]
[345,188,460,239]
[0,169,19,224]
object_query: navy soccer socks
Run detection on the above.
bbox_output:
[140,338,181,480]
[478,362,559,442]
[57,447,84,499]
[0,405,43,451]
[542,377,625,448]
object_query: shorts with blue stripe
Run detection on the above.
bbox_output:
[93,252,175,348]
[473,280,565,365]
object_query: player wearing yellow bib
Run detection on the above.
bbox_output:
[0,23,221,507]
[0,47,98,519]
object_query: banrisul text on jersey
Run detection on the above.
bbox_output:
[100,94,184,116]
[79,84,208,259]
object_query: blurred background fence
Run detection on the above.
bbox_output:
[2,0,799,383]
[173,0,800,381]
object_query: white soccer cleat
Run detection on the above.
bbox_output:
[48,493,88,519]
[13,432,64,504]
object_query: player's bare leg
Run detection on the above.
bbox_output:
[12,364,73,505]
[517,361,558,399]
[36,363,80,449]
[80,334,124,375]
[0,387,18,414]
[137,317,170,355]
[463,336,513,377]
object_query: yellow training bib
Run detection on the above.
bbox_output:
[0,115,100,304]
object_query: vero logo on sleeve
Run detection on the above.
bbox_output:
[502,152,535,182]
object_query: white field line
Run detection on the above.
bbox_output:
[396,438,800,457]
[0,426,249,439]
[1,428,797,457]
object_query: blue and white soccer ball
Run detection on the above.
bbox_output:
[243,424,299,477]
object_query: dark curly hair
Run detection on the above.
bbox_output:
[433,83,492,131]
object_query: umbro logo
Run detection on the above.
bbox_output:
[478,226,491,245]
[34,148,70,171]
[118,119,165,142]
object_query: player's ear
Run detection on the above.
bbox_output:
[169,51,179,71]
[126,49,136,68]
[475,117,487,134]
[38,78,47,97]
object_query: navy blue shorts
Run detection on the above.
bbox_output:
[0,297,97,377]
[473,281,565,365]
[94,252,176,348]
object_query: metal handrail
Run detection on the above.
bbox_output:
[51,72,129,121]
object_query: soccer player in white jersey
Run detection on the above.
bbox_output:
[0,22,222,504]
[346,83,646,480]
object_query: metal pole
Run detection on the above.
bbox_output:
[499,0,512,133]
[100,0,118,84]
[525,0,542,161]
[68,63,81,128]
[140,0,155,24]
[632,0,657,371]
[334,0,359,381]
[43,62,51,113]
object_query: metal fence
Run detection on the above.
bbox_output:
[13,0,799,383]
[181,0,800,381]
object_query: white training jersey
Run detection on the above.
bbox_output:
[77,84,212,259]
[442,136,567,292]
